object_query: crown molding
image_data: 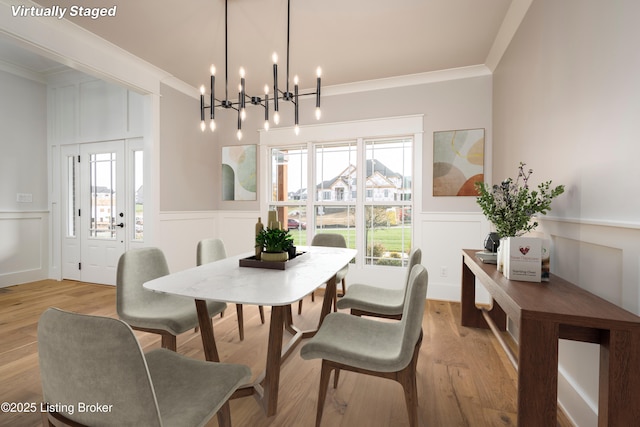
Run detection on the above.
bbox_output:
[0,58,45,83]
[0,0,169,94]
[485,0,533,72]
[323,65,492,97]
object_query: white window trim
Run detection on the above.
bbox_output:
[259,115,424,270]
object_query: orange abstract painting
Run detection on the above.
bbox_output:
[433,129,484,196]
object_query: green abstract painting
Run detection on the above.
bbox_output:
[222,144,257,201]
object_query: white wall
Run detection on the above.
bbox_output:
[492,1,640,425]
[0,69,48,285]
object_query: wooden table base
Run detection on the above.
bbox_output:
[199,275,338,416]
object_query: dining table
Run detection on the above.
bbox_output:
[144,245,357,416]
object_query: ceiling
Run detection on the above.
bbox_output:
[2,0,513,94]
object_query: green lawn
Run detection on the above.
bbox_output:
[290,226,411,254]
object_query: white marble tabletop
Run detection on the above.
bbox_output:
[144,245,356,306]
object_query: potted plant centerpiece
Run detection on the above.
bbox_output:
[256,227,294,262]
[475,162,565,274]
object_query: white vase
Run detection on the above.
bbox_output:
[497,237,508,273]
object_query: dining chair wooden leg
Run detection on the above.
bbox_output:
[259,305,265,323]
[333,368,340,389]
[216,401,232,427]
[236,304,245,341]
[298,299,303,315]
[398,332,423,427]
[161,333,177,351]
[316,360,333,427]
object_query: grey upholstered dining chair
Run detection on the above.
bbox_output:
[38,307,251,427]
[298,233,349,314]
[336,247,422,319]
[300,264,429,427]
[197,238,265,341]
[117,247,227,354]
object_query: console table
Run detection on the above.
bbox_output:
[461,249,640,426]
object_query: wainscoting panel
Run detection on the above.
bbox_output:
[0,211,49,287]
[418,212,489,302]
[158,211,218,273]
[158,210,259,273]
[538,217,640,427]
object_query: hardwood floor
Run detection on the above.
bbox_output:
[0,280,573,427]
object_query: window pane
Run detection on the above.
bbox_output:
[365,138,412,202]
[314,205,356,249]
[271,147,307,203]
[269,204,308,246]
[315,142,357,202]
[133,150,144,240]
[364,205,412,266]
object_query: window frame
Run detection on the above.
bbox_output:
[260,115,423,270]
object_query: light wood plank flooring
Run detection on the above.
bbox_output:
[0,280,573,427]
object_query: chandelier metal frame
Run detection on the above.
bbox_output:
[199,0,322,139]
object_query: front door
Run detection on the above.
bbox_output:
[78,141,126,285]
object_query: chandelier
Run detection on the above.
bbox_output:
[199,0,322,139]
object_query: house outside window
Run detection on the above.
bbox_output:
[268,136,413,267]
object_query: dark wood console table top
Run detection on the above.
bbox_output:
[461,249,640,426]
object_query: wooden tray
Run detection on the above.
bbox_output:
[239,251,307,270]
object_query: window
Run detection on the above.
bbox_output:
[269,146,308,246]
[364,138,412,266]
[268,136,413,267]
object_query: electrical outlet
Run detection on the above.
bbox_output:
[440,266,448,277]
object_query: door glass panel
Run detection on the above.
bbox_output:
[89,152,117,239]
[133,150,144,240]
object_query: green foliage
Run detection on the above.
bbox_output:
[474,162,565,237]
[367,242,386,258]
[365,207,390,227]
[256,227,294,253]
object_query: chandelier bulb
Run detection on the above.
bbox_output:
[240,108,247,121]
[210,65,216,76]
[209,120,216,132]
[264,120,270,131]
[272,52,278,64]
[200,85,205,95]
[316,67,322,78]
[274,111,280,125]
[294,125,300,136]
[315,107,321,120]
[264,84,269,95]
[294,75,299,85]
[237,129,243,140]
[200,121,206,132]
[239,67,245,78]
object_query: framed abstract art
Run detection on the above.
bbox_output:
[433,128,484,196]
[222,144,257,201]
